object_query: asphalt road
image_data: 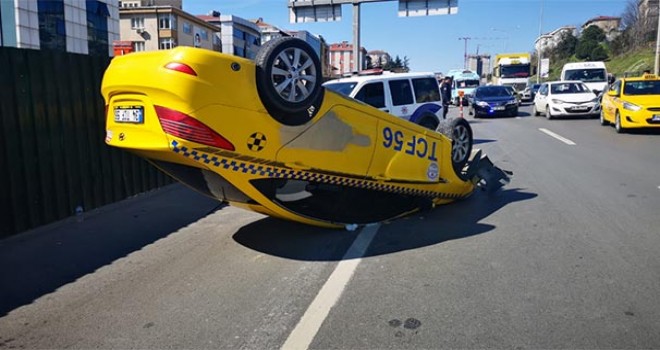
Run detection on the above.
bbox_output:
[1,103,659,349]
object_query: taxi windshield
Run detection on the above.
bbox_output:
[624,80,660,95]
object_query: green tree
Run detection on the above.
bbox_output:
[575,40,598,59]
[552,32,578,59]
[581,26,606,42]
[591,45,608,61]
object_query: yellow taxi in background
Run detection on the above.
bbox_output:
[600,73,660,133]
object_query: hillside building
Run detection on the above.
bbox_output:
[0,0,119,56]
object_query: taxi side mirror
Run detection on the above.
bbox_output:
[607,90,618,97]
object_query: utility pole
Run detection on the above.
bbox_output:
[458,37,470,69]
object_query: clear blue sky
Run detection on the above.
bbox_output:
[183,0,627,73]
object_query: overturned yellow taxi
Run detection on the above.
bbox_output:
[102,38,510,228]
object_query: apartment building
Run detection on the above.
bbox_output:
[329,41,367,76]
[117,0,220,55]
[467,54,491,82]
[209,14,260,59]
[0,0,119,56]
[534,26,577,53]
[582,16,621,40]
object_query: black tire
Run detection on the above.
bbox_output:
[418,113,439,130]
[450,118,473,180]
[533,104,540,116]
[615,111,625,133]
[255,37,324,126]
[510,108,518,118]
[599,110,609,126]
[545,105,553,120]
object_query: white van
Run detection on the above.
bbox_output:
[560,61,609,96]
[323,72,444,130]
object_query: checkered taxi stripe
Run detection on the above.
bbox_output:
[171,141,466,200]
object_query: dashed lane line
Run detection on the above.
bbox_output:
[539,128,576,145]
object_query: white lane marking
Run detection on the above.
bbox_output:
[281,224,380,350]
[538,128,576,145]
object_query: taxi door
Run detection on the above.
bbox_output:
[601,80,621,122]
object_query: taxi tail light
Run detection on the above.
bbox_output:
[164,62,197,76]
[154,106,234,151]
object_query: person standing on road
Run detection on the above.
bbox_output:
[440,76,452,119]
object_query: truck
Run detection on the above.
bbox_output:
[492,53,532,91]
[560,61,609,96]
[446,69,481,105]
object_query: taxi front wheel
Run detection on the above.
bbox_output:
[615,111,626,133]
[255,37,324,126]
[450,118,473,180]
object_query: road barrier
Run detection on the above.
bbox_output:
[0,47,172,238]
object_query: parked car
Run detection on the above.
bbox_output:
[468,85,519,118]
[521,83,541,102]
[324,71,444,130]
[101,38,509,228]
[532,81,601,119]
[600,73,660,133]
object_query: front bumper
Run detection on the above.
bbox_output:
[621,109,660,128]
[549,102,600,117]
[473,103,518,116]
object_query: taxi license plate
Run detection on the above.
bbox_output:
[114,106,144,123]
[493,106,505,111]
[653,114,660,122]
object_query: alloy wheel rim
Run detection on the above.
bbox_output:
[452,125,470,163]
[271,47,317,103]
[616,114,621,130]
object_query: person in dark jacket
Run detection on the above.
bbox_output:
[440,76,452,118]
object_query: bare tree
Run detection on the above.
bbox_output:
[621,0,645,49]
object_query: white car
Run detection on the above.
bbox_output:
[532,81,601,119]
[323,71,444,130]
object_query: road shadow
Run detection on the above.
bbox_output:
[618,128,660,135]
[474,139,497,145]
[233,188,537,261]
[545,115,600,121]
[0,185,221,317]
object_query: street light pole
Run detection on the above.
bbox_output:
[655,0,660,75]
[537,0,544,83]
[353,3,361,73]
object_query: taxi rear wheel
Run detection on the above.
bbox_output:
[599,110,609,126]
[450,118,473,180]
[255,37,324,126]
